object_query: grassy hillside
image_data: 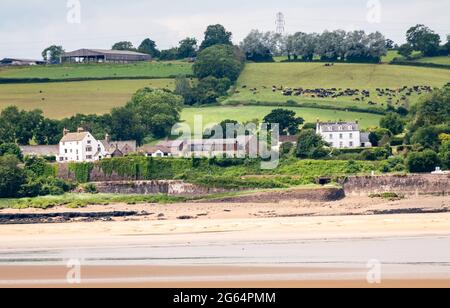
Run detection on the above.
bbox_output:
[413,56,450,65]
[0,79,175,118]
[0,61,192,80]
[181,106,382,129]
[227,62,450,109]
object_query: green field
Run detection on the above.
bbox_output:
[413,56,450,65]
[0,79,175,118]
[0,61,192,80]
[227,62,450,109]
[181,105,382,129]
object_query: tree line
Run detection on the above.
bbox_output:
[241,29,388,63]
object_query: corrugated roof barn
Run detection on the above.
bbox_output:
[61,49,151,63]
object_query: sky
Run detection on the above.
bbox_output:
[0,0,449,59]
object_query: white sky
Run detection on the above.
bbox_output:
[0,0,449,59]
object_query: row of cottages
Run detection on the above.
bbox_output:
[141,136,259,158]
[58,128,136,162]
[316,121,372,149]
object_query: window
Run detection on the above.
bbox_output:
[329,134,333,139]
[340,142,344,148]
[65,149,68,154]
[87,140,91,144]
[86,155,92,160]
[349,142,354,147]
[86,146,92,152]
[350,133,353,138]
[340,134,343,139]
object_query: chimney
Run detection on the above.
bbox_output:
[63,128,69,136]
[77,127,84,133]
[105,133,111,143]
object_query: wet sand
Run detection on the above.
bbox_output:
[0,265,449,288]
[1,195,449,288]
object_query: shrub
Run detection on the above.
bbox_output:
[83,183,98,194]
[406,150,441,173]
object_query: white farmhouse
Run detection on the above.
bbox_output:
[58,128,108,162]
[316,121,372,149]
[58,128,137,163]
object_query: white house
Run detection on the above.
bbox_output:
[316,121,372,149]
[58,128,136,163]
[140,145,173,158]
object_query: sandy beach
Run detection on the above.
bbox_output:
[0,195,449,288]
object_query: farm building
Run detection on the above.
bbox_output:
[0,58,45,66]
[60,49,151,63]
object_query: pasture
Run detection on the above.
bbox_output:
[0,79,175,118]
[413,56,450,65]
[227,62,450,109]
[0,61,192,80]
[181,106,382,129]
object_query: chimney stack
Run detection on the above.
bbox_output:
[63,128,69,136]
[77,127,84,133]
[105,133,111,143]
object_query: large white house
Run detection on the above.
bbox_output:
[316,121,372,149]
[58,128,136,163]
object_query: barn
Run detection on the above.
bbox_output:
[60,49,152,63]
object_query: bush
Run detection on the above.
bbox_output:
[379,156,406,173]
[360,147,391,161]
[406,150,441,173]
[83,183,98,194]
[0,143,23,161]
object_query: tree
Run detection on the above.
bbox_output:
[110,107,145,145]
[385,39,395,50]
[138,38,160,57]
[263,109,304,135]
[174,75,194,104]
[407,150,440,173]
[409,87,450,131]
[159,48,179,61]
[42,45,64,63]
[200,24,233,50]
[125,88,183,139]
[369,128,392,147]
[440,140,450,170]
[193,44,244,81]
[178,38,198,59]
[296,129,327,159]
[0,155,26,198]
[411,126,444,150]
[397,43,413,59]
[112,41,136,51]
[34,118,61,145]
[316,30,346,61]
[0,143,23,160]
[0,107,45,145]
[240,30,280,62]
[406,24,441,57]
[380,113,405,135]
